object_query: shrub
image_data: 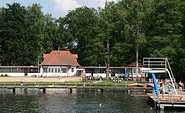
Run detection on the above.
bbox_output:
[0,74,9,77]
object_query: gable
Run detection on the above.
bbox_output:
[40,50,80,66]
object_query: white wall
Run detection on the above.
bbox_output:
[40,66,78,77]
[85,73,107,78]
[115,73,126,77]
[42,73,67,77]
[67,66,77,76]
[27,73,39,77]
[0,73,24,77]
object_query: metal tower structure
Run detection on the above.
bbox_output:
[142,57,178,95]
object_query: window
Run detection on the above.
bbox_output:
[58,68,60,73]
[71,68,74,72]
[51,68,54,73]
[55,68,57,73]
[43,67,47,73]
[61,68,67,73]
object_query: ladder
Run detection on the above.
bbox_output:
[143,57,178,95]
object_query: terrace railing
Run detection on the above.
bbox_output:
[143,57,177,95]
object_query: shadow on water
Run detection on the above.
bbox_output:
[154,107,185,113]
[0,88,184,113]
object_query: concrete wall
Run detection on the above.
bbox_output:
[0,73,25,77]
[85,73,107,78]
[40,66,78,77]
[42,73,68,77]
[27,73,39,77]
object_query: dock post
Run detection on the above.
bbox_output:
[100,89,104,93]
[43,88,46,94]
[159,103,164,110]
[154,101,156,109]
[24,88,28,93]
[12,88,15,93]
[69,88,72,93]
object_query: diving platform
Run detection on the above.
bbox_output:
[142,58,185,109]
[147,93,185,109]
[143,57,178,95]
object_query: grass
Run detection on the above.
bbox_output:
[0,80,146,87]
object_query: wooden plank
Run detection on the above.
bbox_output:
[147,93,185,109]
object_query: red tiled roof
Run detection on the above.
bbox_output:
[127,62,142,67]
[40,50,80,66]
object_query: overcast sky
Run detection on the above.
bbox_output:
[0,0,120,19]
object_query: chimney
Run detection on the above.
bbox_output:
[58,47,60,54]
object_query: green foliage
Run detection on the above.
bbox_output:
[148,0,185,73]
[0,0,185,76]
[1,74,8,77]
[63,7,105,66]
[0,3,27,65]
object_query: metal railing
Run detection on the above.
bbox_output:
[143,57,178,95]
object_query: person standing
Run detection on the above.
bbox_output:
[168,82,173,101]
[159,80,165,100]
[179,81,183,94]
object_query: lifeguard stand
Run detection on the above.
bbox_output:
[142,57,178,95]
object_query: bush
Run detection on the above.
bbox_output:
[0,74,9,77]
[4,74,8,77]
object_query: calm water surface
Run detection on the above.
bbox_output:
[0,88,184,113]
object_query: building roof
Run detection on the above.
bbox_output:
[127,62,142,67]
[40,50,80,66]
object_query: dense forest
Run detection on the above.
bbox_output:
[0,0,185,76]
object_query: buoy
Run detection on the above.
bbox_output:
[128,89,130,94]
[99,103,102,107]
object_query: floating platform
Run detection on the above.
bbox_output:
[147,93,185,109]
[127,83,147,89]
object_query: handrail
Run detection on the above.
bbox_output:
[143,57,178,95]
[165,58,175,79]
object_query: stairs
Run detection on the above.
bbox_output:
[143,57,178,95]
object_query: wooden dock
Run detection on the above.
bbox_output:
[147,93,185,109]
[0,85,152,94]
[0,86,78,93]
[0,85,130,94]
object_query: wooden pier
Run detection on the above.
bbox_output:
[0,86,78,94]
[147,93,185,109]
[0,85,131,94]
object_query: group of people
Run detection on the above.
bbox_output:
[159,80,184,100]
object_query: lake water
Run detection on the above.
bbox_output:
[0,88,184,113]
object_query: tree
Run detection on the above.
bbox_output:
[64,7,104,66]
[42,14,57,53]
[56,17,74,50]
[26,4,46,65]
[0,8,3,65]
[0,3,27,65]
[148,0,185,75]
[102,0,155,66]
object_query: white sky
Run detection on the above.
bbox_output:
[0,0,120,19]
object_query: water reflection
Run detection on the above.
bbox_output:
[0,88,184,113]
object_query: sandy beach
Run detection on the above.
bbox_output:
[0,76,82,82]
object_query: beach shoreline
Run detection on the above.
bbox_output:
[0,76,82,82]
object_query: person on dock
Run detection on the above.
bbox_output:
[20,79,23,86]
[173,78,178,89]
[179,81,183,94]
[159,80,165,100]
[168,82,173,101]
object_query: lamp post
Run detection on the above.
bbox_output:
[136,44,138,81]
[105,0,110,78]
[38,56,40,77]
[37,55,40,86]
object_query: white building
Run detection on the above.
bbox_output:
[40,50,81,77]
